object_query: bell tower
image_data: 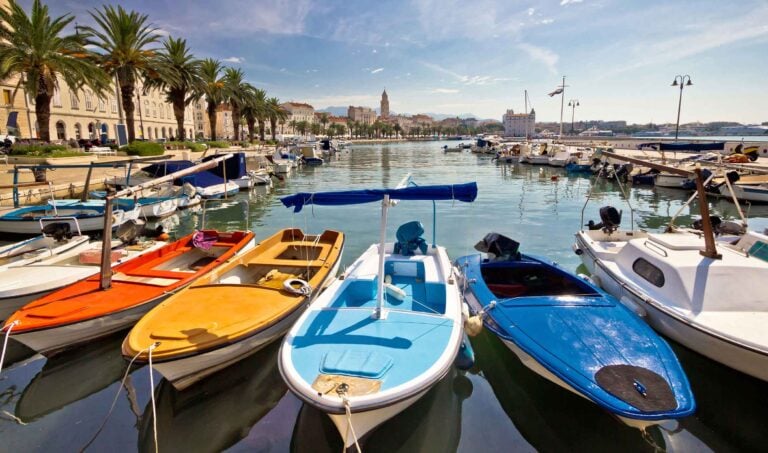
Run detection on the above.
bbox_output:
[380,89,389,118]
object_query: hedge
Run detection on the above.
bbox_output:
[124,141,165,156]
[204,141,230,149]
[166,141,207,152]
[9,144,69,156]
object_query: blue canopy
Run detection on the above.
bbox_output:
[281,182,478,213]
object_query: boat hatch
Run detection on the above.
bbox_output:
[320,350,393,379]
[594,364,677,412]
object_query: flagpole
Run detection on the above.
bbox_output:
[559,76,566,139]
[524,90,529,140]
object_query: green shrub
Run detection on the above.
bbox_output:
[124,141,165,156]
[204,141,230,149]
[266,139,279,145]
[235,140,251,148]
[9,144,69,156]
[166,141,206,152]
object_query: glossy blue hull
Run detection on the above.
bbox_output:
[456,253,695,422]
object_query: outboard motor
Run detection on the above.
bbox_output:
[116,219,163,245]
[42,222,73,242]
[586,206,622,233]
[474,233,521,261]
[614,163,633,183]
[692,216,722,232]
[725,170,741,184]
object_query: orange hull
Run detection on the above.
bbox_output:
[5,230,254,334]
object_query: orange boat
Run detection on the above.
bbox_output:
[122,228,344,390]
[4,230,255,355]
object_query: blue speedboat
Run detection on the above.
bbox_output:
[278,178,477,448]
[456,233,695,428]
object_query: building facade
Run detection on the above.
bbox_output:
[347,106,376,125]
[280,102,315,133]
[380,89,389,118]
[502,108,535,137]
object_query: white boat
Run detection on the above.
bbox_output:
[547,145,571,167]
[719,182,768,204]
[0,238,166,321]
[655,172,688,188]
[194,181,240,199]
[0,202,140,236]
[0,226,89,272]
[279,178,477,448]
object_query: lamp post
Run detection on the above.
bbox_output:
[671,75,692,141]
[568,99,579,135]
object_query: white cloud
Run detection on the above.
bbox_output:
[517,43,559,75]
[371,68,384,74]
[372,49,378,54]
[527,8,535,16]
[153,28,171,36]
[539,18,554,25]
[421,62,511,85]
[222,56,245,63]
[432,88,459,93]
[306,94,379,107]
[560,0,583,5]
[196,0,314,36]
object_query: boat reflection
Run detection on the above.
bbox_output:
[15,331,127,422]
[138,342,286,453]
[290,366,471,452]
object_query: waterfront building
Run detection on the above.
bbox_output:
[380,89,389,118]
[410,114,434,127]
[503,108,535,137]
[579,126,614,137]
[720,124,768,136]
[0,74,33,138]
[348,106,376,125]
[440,117,460,128]
[281,102,315,133]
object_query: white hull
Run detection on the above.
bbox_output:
[139,198,179,218]
[721,184,768,203]
[273,162,292,174]
[548,158,568,167]
[232,176,253,190]
[12,297,169,355]
[0,235,90,272]
[329,388,431,448]
[0,207,138,235]
[576,233,768,382]
[177,195,201,209]
[196,182,240,199]
[655,174,687,188]
[523,155,551,165]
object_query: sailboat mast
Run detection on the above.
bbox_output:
[559,76,566,139]
[524,90,529,140]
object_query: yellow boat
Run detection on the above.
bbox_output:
[122,228,344,390]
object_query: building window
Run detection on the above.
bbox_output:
[159,104,164,119]
[52,89,62,108]
[633,258,665,288]
[74,123,82,140]
[98,98,106,112]
[55,121,66,140]
[2,89,11,105]
[111,97,118,113]
[70,91,79,109]
[85,91,93,111]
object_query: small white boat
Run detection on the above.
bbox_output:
[547,146,573,167]
[0,226,90,272]
[655,172,688,188]
[279,178,478,447]
[0,202,140,236]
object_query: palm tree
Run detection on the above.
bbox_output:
[84,5,159,142]
[319,113,329,135]
[144,36,202,141]
[296,120,308,137]
[288,119,297,135]
[0,0,110,141]
[239,86,261,143]
[199,58,224,140]
[222,67,250,141]
[267,97,287,141]
[251,88,267,142]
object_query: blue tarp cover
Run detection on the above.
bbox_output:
[142,160,230,188]
[281,182,478,213]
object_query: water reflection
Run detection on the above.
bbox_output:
[138,342,286,453]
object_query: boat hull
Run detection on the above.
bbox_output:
[11,296,167,355]
[0,207,138,235]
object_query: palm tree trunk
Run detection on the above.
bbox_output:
[35,92,52,142]
[207,100,217,139]
[120,83,136,142]
[258,119,265,141]
[173,97,186,141]
[270,118,277,140]
[246,117,255,142]
[231,101,241,140]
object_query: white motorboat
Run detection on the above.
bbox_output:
[0,202,140,236]
[546,145,571,167]
[0,224,89,272]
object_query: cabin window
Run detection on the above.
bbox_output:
[633,258,665,287]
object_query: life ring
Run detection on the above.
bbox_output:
[284,278,311,295]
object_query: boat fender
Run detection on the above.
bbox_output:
[284,278,312,296]
[465,301,496,337]
[383,275,407,301]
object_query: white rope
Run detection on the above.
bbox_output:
[79,343,157,452]
[1,410,27,425]
[0,320,19,375]
[148,343,159,453]
[338,390,361,453]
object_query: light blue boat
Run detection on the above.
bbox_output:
[278,179,477,448]
[0,200,138,236]
[456,233,695,428]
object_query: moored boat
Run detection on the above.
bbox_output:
[0,201,140,236]
[457,233,695,428]
[4,230,255,355]
[278,179,477,448]
[123,228,344,390]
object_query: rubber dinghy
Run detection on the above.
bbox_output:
[278,178,477,448]
[4,230,254,355]
[122,228,344,390]
[456,233,695,428]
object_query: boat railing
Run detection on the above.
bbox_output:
[38,216,83,238]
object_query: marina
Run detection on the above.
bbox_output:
[1,141,767,451]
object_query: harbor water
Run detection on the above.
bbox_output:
[2,141,768,452]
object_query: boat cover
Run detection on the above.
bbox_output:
[281,182,478,213]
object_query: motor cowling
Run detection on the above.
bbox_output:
[587,206,622,233]
[42,222,73,242]
[474,232,521,261]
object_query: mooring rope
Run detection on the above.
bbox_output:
[336,384,361,453]
[148,343,159,453]
[79,342,159,452]
[0,320,19,375]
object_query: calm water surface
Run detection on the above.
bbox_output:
[2,142,768,452]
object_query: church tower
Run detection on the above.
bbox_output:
[380,89,389,118]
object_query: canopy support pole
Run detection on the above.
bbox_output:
[374,194,389,320]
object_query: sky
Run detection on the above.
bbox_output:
[34,0,768,124]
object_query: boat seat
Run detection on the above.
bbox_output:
[111,272,181,287]
[256,258,328,268]
[122,269,188,280]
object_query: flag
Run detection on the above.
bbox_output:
[548,88,564,97]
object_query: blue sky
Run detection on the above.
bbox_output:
[39,0,768,124]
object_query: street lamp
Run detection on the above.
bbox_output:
[671,75,692,141]
[568,99,579,135]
